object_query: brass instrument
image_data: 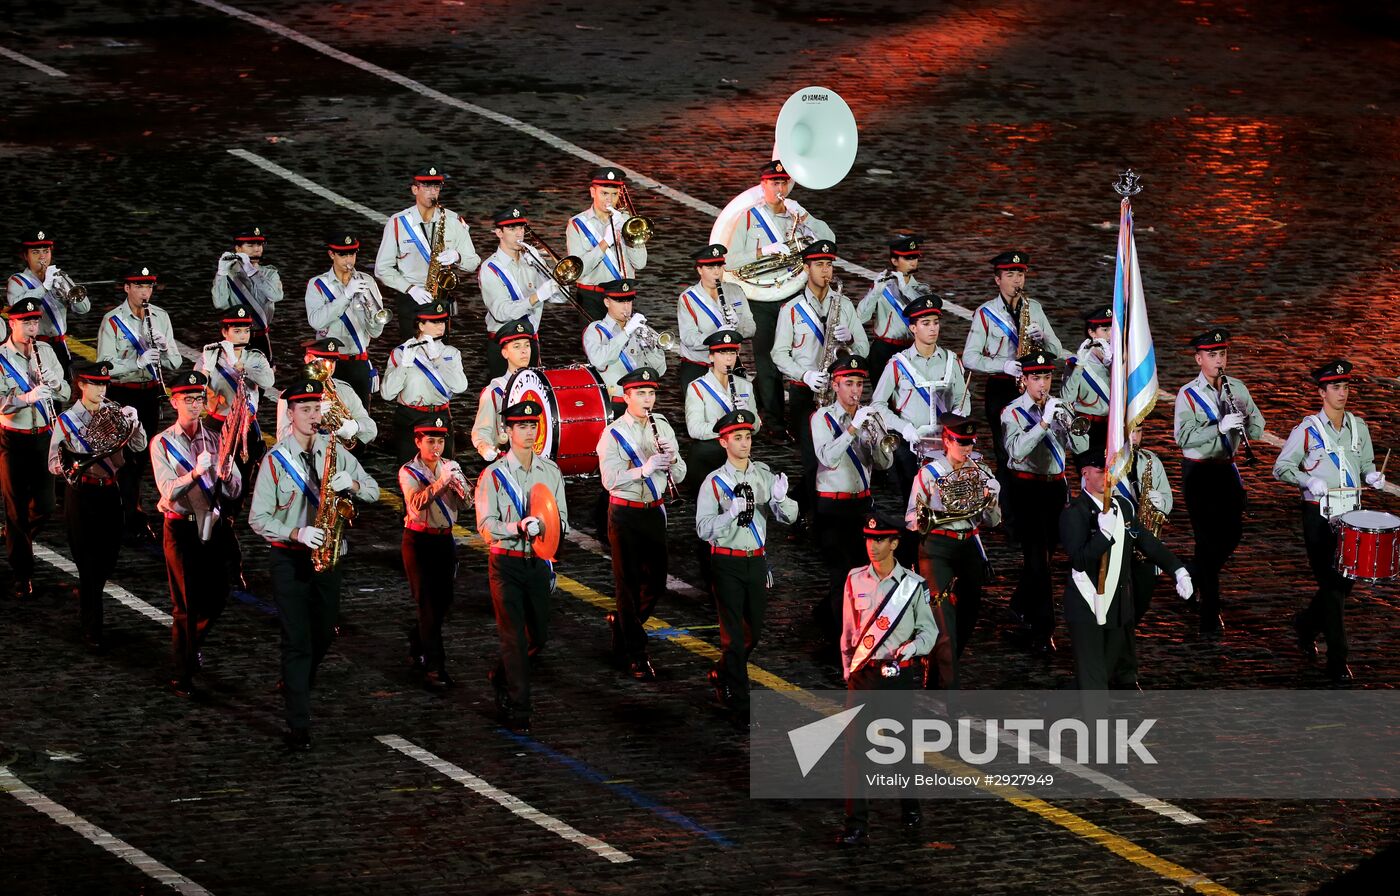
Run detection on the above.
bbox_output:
[859,409,900,454]
[1013,287,1043,354]
[305,358,359,449]
[1218,375,1258,466]
[351,272,389,326]
[913,464,993,533]
[310,431,356,573]
[633,323,677,354]
[215,352,253,468]
[734,482,756,527]
[646,410,681,503]
[443,460,470,501]
[50,268,87,308]
[521,227,583,295]
[1048,401,1092,439]
[425,210,459,299]
[1132,448,1167,562]
[58,399,138,482]
[732,233,814,286]
[612,183,654,248]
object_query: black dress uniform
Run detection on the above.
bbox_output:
[0,297,69,597]
[399,415,468,690]
[48,362,147,647]
[151,372,242,697]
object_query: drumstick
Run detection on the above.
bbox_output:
[1381,448,1391,477]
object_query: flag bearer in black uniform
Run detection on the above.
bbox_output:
[1172,327,1264,636]
[48,361,145,647]
[1000,350,1071,654]
[399,415,470,691]
[477,400,569,731]
[151,372,241,698]
[837,511,937,848]
[904,415,1000,688]
[0,297,69,598]
[1112,427,1174,688]
[1272,359,1384,683]
[1060,449,1191,692]
[694,409,796,714]
[250,378,380,751]
[597,366,686,681]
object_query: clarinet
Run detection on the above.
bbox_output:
[727,369,742,411]
[1218,375,1258,466]
[646,410,681,502]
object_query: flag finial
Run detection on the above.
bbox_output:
[1113,169,1143,197]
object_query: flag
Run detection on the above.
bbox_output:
[1105,196,1157,488]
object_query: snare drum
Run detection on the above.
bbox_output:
[506,365,611,476]
[1333,509,1400,582]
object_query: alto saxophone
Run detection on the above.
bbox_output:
[425,209,459,299]
[311,434,356,572]
[814,284,848,406]
[1013,287,1042,354]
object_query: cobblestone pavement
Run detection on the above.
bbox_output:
[1,1,1397,894]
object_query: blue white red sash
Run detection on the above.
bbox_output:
[694,376,731,415]
[610,428,659,500]
[1013,405,1064,471]
[271,447,319,507]
[747,204,780,244]
[712,475,762,546]
[824,412,869,490]
[404,462,454,524]
[314,278,363,354]
[980,304,1018,351]
[160,436,213,503]
[571,215,623,280]
[398,213,432,263]
[793,300,825,344]
[0,352,48,425]
[682,288,723,329]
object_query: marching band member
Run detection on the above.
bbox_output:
[250,377,380,751]
[195,307,274,588]
[731,160,836,436]
[1112,427,1173,689]
[837,511,935,848]
[1059,306,1113,454]
[1272,359,1383,683]
[375,165,481,341]
[211,225,282,359]
[98,265,183,539]
[472,318,536,462]
[683,328,759,483]
[400,415,469,692]
[856,235,922,383]
[48,361,145,649]
[905,415,1000,688]
[676,243,755,393]
[772,241,867,518]
[477,400,570,731]
[1000,350,1070,654]
[9,227,90,376]
[305,232,387,407]
[381,300,468,465]
[582,279,666,405]
[1172,327,1264,637]
[962,252,1063,476]
[274,338,376,446]
[597,366,686,681]
[1060,449,1190,692]
[565,167,648,320]
[478,206,556,377]
[870,293,969,501]
[151,371,241,699]
[0,298,69,598]
[694,409,795,714]
[810,355,893,639]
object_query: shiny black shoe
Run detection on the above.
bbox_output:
[424,670,454,691]
[629,659,658,682]
[1328,664,1354,684]
[901,806,923,829]
[284,727,312,752]
[169,678,194,699]
[488,669,508,710]
[1293,612,1317,659]
[11,579,32,599]
[708,667,734,707]
[503,714,532,734]
[835,823,869,848]
[605,612,623,660]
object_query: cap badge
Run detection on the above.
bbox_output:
[186,374,197,384]
[254,227,262,236]
[512,208,521,217]
[428,167,437,175]
[1012,253,1021,262]
[910,241,918,249]
[344,236,353,244]
[711,247,721,256]
[606,170,615,179]
[776,162,784,173]
[435,417,444,427]
[1214,331,1222,341]
[140,267,150,276]
[304,382,314,391]
[36,231,44,240]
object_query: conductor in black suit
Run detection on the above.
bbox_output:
[1060,448,1193,690]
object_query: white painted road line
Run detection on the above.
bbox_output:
[0,766,213,895]
[376,734,634,864]
[34,543,173,627]
[0,46,68,78]
[227,149,385,223]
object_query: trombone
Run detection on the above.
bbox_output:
[521,227,583,294]
[606,182,654,277]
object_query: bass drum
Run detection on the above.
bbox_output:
[505,365,611,476]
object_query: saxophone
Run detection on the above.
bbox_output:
[1134,447,1167,539]
[311,433,357,573]
[424,209,459,299]
[1013,287,1042,354]
[305,359,359,449]
[814,283,847,406]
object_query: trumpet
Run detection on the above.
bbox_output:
[351,273,389,326]
[50,268,87,308]
[1043,399,1091,438]
[632,321,677,354]
[442,459,470,500]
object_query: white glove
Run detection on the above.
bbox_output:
[408,285,433,305]
[1098,340,1113,364]
[772,472,789,502]
[610,207,629,226]
[832,323,852,343]
[657,437,678,458]
[217,254,236,276]
[759,241,786,257]
[42,265,59,289]
[436,249,461,266]
[1026,324,1045,343]
[727,495,748,518]
[21,384,51,405]
[784,199,807,218]
[1218,412,1244,434]
[984,477,1002,497]
[296,526,327,549]
[1175,568,1194,600]
[641,453,672,476]
[1042,397,1063,422]
[851,406,874,429]
[319,400,332,417]
[623,313,647,336]
[1097,510,1116,537]
[140,347,162,367]
[1148,491,1166,511]
[896,640,919,661]
[1366,471,1386,490]
[1002,359,1022,377]
[899,422,919,447]
[519,516,543,537]
[240,259,257,278]
[329,469,355,493]
[420,337,443,360]
[535,280,561,303]
[335,418,360,440]
[347,277,370,298]
[802,370,828,391]
[120,404,139,423]
[597,223,616,247]
[194,451,214,477]
[1305,476,1329,498]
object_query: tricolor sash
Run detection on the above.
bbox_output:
[880,281,908,325]
[711,475,763,546]
[0,352,49,425]
[979,304,1018,351]
[398,213,432,263]
[610,428,659,500]
[225,276,267,330]
[1306,414,1357,489]
[159,436,214,503]
[571,215,624,280]
[848,574,918,674]
[694,376,731,415]
[595,322,635,372]
[486,261,522,301]
[59,411,113,475]
[824,412,869,490]
[411,356,451,399]
[793,300,825,345]
[893,356,938,414]
[314,277,363,354]
[747,204,781,244]
[404,462,455,525]
[682,288,723,329]
[1013,405,1064,472]
[1184,385,1234,457]
[271,447,319,508]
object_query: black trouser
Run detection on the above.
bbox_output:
[164,516,230,683]
[206,416,266,583]
[574,285,606,322]
[394,404,453,467]
[890,442,919,507]
[751,300,785,428]
[981,375,1018,475]
[918,532,988,688]
[816,495,871,639]
[334,358,373,410]
[0,428,54,581]
[1182,459,1245,630]
[607,502,668,662]
[108,383,163,529]
[712,551,767,706]
[403,528,458,674]
[787,383,818,514]
[865,338,909,388]
[66,479,122,641]
[484,335,537,380]
[677,358,708,396]
[38,337,72,378]
[488,551,552,718]
[270,546,342,730]
[1299,500,1354,672]
[1069,616,1131,691]
[844,662,919,827]
[1113,559,1159,686]
[686,438,729,590]
[1007,475,1067,639]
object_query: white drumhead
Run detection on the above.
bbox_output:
[1338,509,1400,531]
[505,368,557,459]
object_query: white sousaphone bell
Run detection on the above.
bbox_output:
[711,86,859,303]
